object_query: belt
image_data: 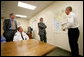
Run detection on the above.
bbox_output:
[69,27,78,30]
[9,29,17,31]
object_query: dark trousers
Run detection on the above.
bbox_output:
[3,30,17,42]
[40,34,47,43]
[68,28,80,56]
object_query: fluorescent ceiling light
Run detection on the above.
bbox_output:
[15,14,27,18]
[18,1,36,10]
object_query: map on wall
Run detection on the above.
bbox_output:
[53,9,67,32]
[53,18,62,31]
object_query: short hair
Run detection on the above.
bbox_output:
[17,26,21,31]
[10,13,14,16]
[40,17,43,21]
[66,6,72,12]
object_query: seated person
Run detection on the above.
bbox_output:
[27,26,33,39]
[1,35,6,43]
[13,26,29,41]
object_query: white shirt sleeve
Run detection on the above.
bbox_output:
[23,32,29,40]
[63,14,74,29]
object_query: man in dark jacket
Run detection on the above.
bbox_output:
[38,17,47,43]
[3,13,17,42]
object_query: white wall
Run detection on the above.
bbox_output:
[27,1,83,55]
[15,18,29,32]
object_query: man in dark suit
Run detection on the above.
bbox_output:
[38,17,47,43]
[3,13,17,42]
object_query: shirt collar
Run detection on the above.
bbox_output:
[69,12,73,15]
[10,18,14,21]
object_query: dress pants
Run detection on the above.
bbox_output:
[40,34,47,43]
[3,30,17,42]
[68,28,80,56]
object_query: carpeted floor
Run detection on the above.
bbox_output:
[46,47,72,56]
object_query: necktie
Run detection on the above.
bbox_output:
[12,20,15,29]
[20,32,24,40]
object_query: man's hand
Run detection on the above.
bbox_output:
[63,29,65,31]
[62,24,65,31]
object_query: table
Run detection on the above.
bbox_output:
[1,39,56,56]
